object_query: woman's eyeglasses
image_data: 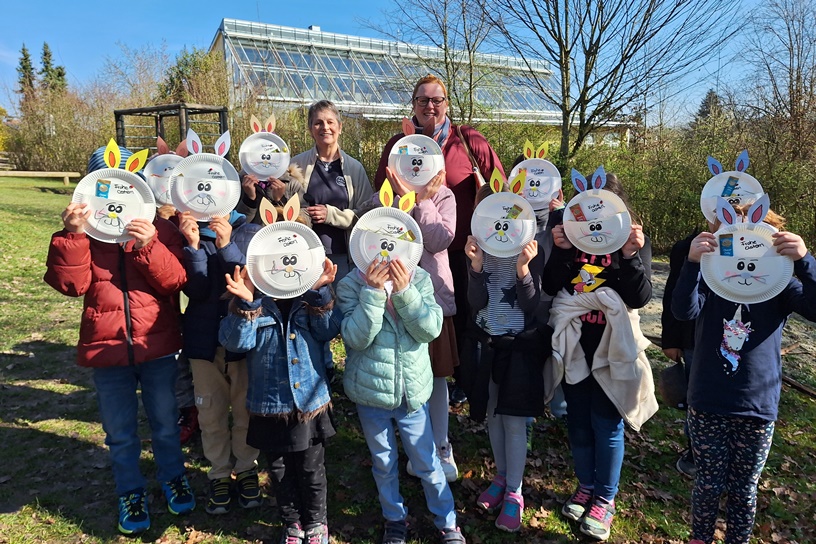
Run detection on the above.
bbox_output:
[413,96,447,107]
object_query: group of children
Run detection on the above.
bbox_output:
[45,138,816,544]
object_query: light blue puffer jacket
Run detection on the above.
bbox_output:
[337,267,442,412]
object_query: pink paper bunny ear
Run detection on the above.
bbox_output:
[716,196,738,226]
[591,165,607,190]
[747,193,769,224]
[214,131,231,157]
[707,156,723,176]
[175,140,189,157]
[156,136,170,155]
[186,128,202,155]
[735,150,750,172]
[571,168,588,193]
[401,117,415,135]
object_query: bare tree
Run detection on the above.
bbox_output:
[486,0,739,170]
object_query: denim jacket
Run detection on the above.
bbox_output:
[218,286,342,417]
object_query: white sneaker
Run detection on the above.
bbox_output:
[438,443,459,482]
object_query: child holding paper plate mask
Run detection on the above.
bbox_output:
[672,194,816,544]
[545,169,656,542]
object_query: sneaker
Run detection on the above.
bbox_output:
[438,443,459,482]
[205,476,232,515]
[449,383,468,406]
[476,475,506,513]
[440,526,466,543]
[382,519,409,544]
[495,491,524,532]
[162,474,196,515]
[676,448,697,479]
[280,523,305,544]
[304,523,329,544]
[562,484,593,521]
[580,497,616,541]
[117,488,150,535]
[236,468,262,509]
[178,406,199,445]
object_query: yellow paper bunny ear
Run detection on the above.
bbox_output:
[489,168,504,193]
[399,191,416,213]
[125,149,149,173]
[510,170,526,195]
[536,143,547,159]
[103,139,121,169]
[380,178,395,208]
[259,197,278,225]
[523,140,534,160]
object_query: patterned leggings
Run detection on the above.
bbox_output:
[687,407,775,544]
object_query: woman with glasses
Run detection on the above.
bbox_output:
[373,74,505,488]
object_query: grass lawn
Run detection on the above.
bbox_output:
[0,176,814,543]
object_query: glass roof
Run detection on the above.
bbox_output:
[212,19,561,123]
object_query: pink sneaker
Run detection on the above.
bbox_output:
[476,475,506,512]
[495,491,523,532]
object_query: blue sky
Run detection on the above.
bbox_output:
[0,0,392,112]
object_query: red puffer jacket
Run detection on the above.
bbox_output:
[44,218,187,368]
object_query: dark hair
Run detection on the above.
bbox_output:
[475,181,507,206]
[307,100,341,126]
[510,154,526,170]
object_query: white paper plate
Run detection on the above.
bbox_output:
[144,154,183,205]
[349,207,424,271]
[700,171,764,224]
[246,222,327,299]
[71,169,157,244]
[700,222,793,304]
[387,134,445,187]
[509,159,562,210]
[470,192,536,257]
[169,154,241,221]
[562,189,632,255]
[239,132,291,179]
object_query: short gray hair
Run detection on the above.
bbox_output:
[307,100,341,126]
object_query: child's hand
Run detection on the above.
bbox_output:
[773,231,808,260]
[224,265,255,302]
[126,218,156,249]
[552,224,573,250]
[61,202,91,233]
[688,231,717,262]
[389,258,410,292]
[663,348,682,362]
[549,189,565,211]
[621,224,645,258]
[385,166,410,198]
[517,240,538,278]
[313,258,338,290]
[241,173,259,199]
[178,211,200,249]
[266,177,286,202]
[365,259,389,289]
[417,169,445,203]
[464,235,484,272]
[210,215,233,249]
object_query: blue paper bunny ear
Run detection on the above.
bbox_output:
[735,150,749,172]
[591,165,607,190]
[716,197,738,226]
[747,193,770,224]
[707,156,723,176]
[571,168,588,193]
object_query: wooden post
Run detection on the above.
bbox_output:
[63,175,69,186]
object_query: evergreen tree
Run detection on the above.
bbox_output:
[39,43,67,92]
[695,89,722,121]
[16,44,36,105]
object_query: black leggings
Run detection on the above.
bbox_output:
[266,443,328,528]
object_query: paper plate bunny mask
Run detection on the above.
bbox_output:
[470,169,536,257]
[386,117,445,187]
[238,114,291,180]
[700,194,793,304]
[508,140,562,210]
[143,136,188,205]
[169,129,240,221]
[700,150,765,224]
[71,139,155,244]
[246,194,327,299]
[562,166,632,255]
[349,179,424,270]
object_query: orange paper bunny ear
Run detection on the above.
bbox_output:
[282,194,300,222]
[399,191,416,213]
[510,170,526,195]
[489,168,504,193]
[259,197,278,225]
[523,140,534,159]
[125,149,149,173]
[380,178,395,208]
[104,139,121,169]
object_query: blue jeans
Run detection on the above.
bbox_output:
[356,401,457,530]
[92,354,186,495]
[563,374,625,501]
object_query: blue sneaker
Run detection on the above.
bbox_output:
[162,474,196,515]
[117,488,150,535]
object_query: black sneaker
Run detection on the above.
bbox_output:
[382,519,409,544]
[676,449,697,479]
[449,383,468,406]
[205,477,232,515]
[236,469,262,509]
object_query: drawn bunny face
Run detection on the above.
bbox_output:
[144,137,187,205]
[470,169,536,257]
[93,201,131,233]
[508,141,561,210]
[700,150,765,224]
[238,114,291,179]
